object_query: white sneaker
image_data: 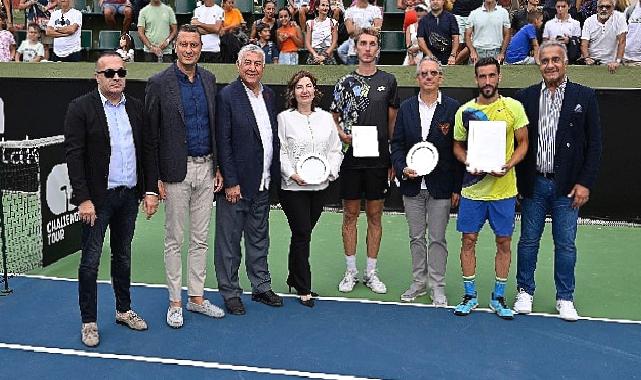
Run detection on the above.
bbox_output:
[81,322,99,347]
[338,269,358,292]
[363,270,387,294]
[400,283,427,302]
[187,299,225,319]
[430,288,448,307]
[513,289,533,314]
[166,306,184,328]
[556,300,579,321]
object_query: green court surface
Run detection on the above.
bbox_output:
[31,206,641,321]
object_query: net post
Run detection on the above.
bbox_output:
[0,185,12,296]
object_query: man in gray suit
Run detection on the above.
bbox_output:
[145,24,225,328]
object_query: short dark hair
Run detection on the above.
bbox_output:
[555,0,570,5]
[527,9,543,23]
[255,22,271,34]
[176,24,202,43]
[474,57,501,76]
[285,70,323,110]
[95,51,123,70]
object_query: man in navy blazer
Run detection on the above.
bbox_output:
[391,57,464,306]
[145,25,225,328]
[214,44,283,315]
[514,40,602,321]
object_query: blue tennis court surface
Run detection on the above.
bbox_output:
[1,277,640,379]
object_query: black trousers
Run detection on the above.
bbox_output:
[200,51,222,63]
[78,187,138,323]
[279,189,326,295]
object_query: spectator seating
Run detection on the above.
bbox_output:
[175,0,197,15]
[129,30,144,49]
[384,0,403,14]
[98,30,122,49]
[15,30,27,47]
[81,30,93,50]
[236,0,254,13]
[381,30,405,52]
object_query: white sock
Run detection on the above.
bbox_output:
[345,255,357,272]
[366,257,377,274]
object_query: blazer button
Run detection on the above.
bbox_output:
[566,143,570,148]
[569,123,573,127]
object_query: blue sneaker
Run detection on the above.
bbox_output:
[454,294,478,316]
[489,293,514,320]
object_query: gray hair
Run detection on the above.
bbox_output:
[237,44,265,65]
[415,56,444,76]
[538,40,568,62]
[598,0,616,6]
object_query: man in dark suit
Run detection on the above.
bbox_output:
[514,40,602,321]
[65,51,155,347]
[391,57,463,306]
[145,24,225,329]
[215,43,283,315]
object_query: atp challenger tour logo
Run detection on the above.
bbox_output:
[45,164,79,244]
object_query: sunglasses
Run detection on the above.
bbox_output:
[96,68,127,78]
[419,70,442,78]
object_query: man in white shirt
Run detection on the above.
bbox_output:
[544,0,582,41]
[341,0,382,64]
[46,0,83,62]
[580,0,627,72]
[191,0,224,63]
[624,0,641,64]
[465,0,511,63]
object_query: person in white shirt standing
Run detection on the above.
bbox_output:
[192,0,224,63]
[465,0,511,63]
[623,0,641,64]
[340,0,382,64]
[277,70,343,307]
[46,0,82,62]
[580,0,627,72]
[543,0,582,42]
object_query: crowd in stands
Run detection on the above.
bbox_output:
[0,0,639,68]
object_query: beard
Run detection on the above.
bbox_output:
[478,84,498,99]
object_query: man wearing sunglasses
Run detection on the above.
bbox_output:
[580,0,627,73]
[64,51,157,347]
[390,57,463,305]
[145,24,225,328]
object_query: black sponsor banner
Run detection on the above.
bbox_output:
[39,142,81,266]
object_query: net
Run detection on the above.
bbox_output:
[0,136,63,286]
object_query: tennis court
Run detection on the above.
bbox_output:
[1,207,640,378]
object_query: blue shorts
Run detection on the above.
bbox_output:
[456,197,516,237]
[102,3,128,14]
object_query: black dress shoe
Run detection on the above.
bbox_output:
[251,290,283,307]
[224,297,246,315]
[299,296,315,308]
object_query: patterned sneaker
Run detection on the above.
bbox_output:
[338,269,359,292]
[116,310,148,330]
[187,299,225,319]
[400,283,427,302]
[489,293,514,320]
[556,300,579,322]
[363,270,387,294]
[454,294,478,316]
[513,289,533,314]
[166,306,184,328]
[81,322,99,347]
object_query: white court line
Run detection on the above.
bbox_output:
[20,274,641,325]
[0,342,379,380]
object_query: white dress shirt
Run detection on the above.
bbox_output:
[243,82,273,191]
[418,91,441,190]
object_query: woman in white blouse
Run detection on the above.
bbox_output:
[278,70,343,307]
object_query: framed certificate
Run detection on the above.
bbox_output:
[467,120,506,173]
[406,141,439,176]
[351,125,379,157]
